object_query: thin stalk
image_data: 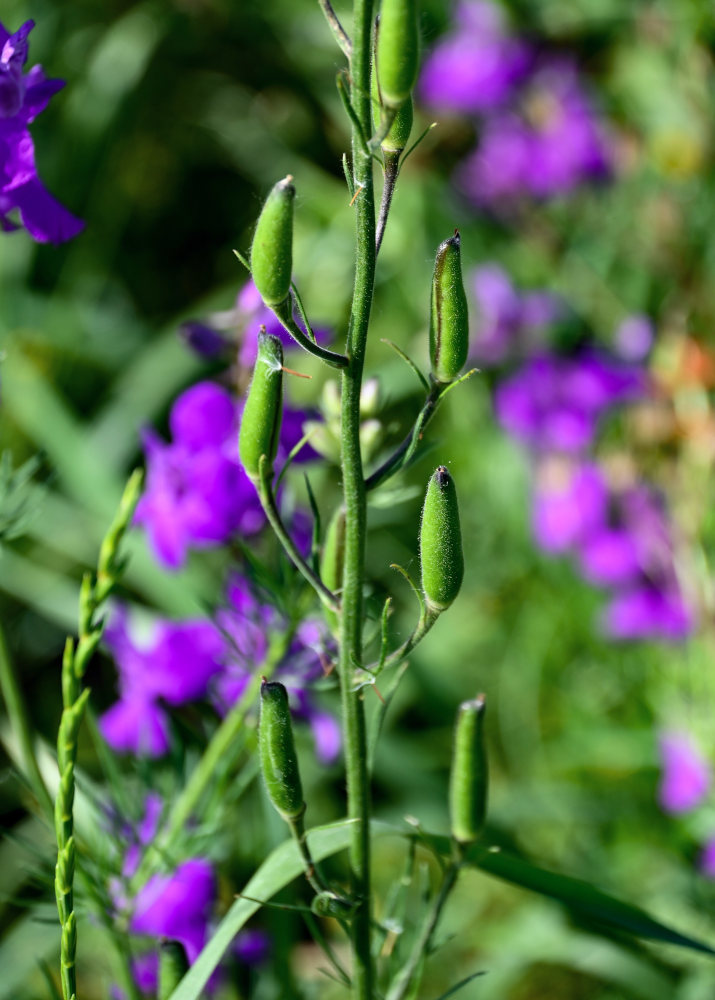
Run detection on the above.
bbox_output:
[318,0,352,58]
[369,608,439,677]
[385,861,460,1000]
[339,3,376,999]
[257,455,340,613]
[366,381,443,491]
[289,813,331,895]
[273,297,349,369]
[0,621,53,816]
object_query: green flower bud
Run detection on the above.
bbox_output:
[429,231,469,384]
[159,940,189,1000]
[239,331,284,482]
[320,506,346,635]
[419,466,464,612]
[376,0,420,110]
[250,175,295,307]
[259,680,305,821]
[449,694,488,844]
[311,890,356,919]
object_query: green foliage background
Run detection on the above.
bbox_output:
[1,0,715,997]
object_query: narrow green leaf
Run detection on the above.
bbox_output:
[168,820,398,1000]
[469,845,715,956]
[431,971,485,1000]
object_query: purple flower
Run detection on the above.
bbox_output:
[99,608,226,757]
[456,61,610,204]
[130,858,215,963]
[135,382,264,569]
[0,20,83,242]
[179,321,229,359]
[419,1,531,113]
[532,460,607,553]
[235,928,271,965]
[604,584,693,642]
[471,263,561,364]
[495,349,643,453]
[614,314,654,362]
[699,837,715,878]
[657,732,710,813]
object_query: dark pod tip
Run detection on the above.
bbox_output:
[435,464,450,487]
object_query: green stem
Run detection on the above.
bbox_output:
[273,297,349,369]
[365,380,443,491]
[385,861,460,1000]
[339,4,376,999]
[289,813,331,895]
[0,622,53,816]
[257,455,340,612]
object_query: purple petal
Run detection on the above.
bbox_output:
[658,731,710,814]
[99,697,171,757]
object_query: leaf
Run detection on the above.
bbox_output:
[469,845,715,956]
[168,820,399,1000]
[431,971,485,1000]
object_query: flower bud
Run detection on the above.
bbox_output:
[239,331,284,483]
[250,175,295,307]
[159,940,189,1000]
[419,466,464,612]
[376,0,420,110]
[429,232,469,384]
[259,680,305,822]
[320,507,346,635]
[311,890,356,919]
[449,694,488,844]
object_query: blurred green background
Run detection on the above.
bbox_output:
[1,0,715,997]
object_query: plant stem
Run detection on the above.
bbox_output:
[375,151,400,257]
[257,455,340,612]
[0,621,53,816]
[385,861,460,1000]
[339,3,376,998]
[365,381,443,491]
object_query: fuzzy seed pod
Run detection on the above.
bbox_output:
[419,466,464,612]
[159,940,189,1000]
[376,0,420,109]
[449,694,488,844]
[382,96,413,153]
[259,680,305,821]
[320,507,346,635]
[239,331,284,483]
[250,175,295,307]
[429,232,469,384]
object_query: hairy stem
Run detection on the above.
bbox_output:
[375,151,400,257]
[338,3,376,998]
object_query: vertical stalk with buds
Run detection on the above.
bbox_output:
[54,471,143,1000]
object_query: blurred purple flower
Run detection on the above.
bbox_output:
[99,608,226,757]
[604,584,693,642]
[495,349,643,453]
[235,928,271,965]
[0,20,84,242]
[614,314,654,362]
[135,381,264,569]
[457,61,610,205]
[532,460,607,553]
[131,858,215,963]
[657,732,710,813]
[179,320,229,359]
[471,263,562,364]
[699,837,715,878]
[419,1,531,113]
[236,279,334,367]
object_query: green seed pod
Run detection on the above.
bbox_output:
[250,175,295,307]
[382,96,413,153]
[373,68,413,153]
[429,231,469,384]
[419,465,464,612]
[320,507,346,635]
[259,680,305,821]
[449,694,488,844]
[239,330,284,483]
[376,0,420,110]
[159,940,189,1000]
